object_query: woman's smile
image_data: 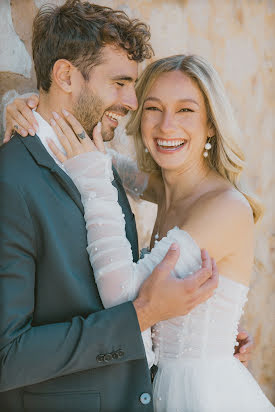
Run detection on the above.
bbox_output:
[154,137,188,154]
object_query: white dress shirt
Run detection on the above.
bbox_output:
[33,110,67,172]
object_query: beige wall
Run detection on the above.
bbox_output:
[0,0,274,402]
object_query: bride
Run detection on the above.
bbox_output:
[7,54,275,411]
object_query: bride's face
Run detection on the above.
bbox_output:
[140,70,214,172]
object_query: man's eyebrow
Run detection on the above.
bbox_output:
[144,96,199,106]
[111,75,136,82]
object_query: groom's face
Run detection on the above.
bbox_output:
[72,45,139,140]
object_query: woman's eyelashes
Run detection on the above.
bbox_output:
[144,106,161,111]
[179,108,194,113]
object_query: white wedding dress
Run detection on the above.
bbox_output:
[64,150,274,412]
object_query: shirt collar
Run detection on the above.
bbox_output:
[33,110,67,171]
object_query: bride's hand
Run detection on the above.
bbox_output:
[47,109,105,163]
[4,94,39,142]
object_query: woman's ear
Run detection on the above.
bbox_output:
[207,122,215,138]
[52,59,74,93]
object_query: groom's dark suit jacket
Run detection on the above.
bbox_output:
[0,134,153,412]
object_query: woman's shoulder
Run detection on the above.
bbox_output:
[181,186,254,262]
[197,186,253,223]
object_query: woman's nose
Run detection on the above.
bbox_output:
[159,112,176,134]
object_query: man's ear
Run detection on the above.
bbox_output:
[52,59,74,93]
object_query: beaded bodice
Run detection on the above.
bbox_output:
[143,228,249,363]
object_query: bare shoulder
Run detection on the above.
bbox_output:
[181,187,254,262]
[200,188,253,227]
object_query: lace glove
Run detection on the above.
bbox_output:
[107,148,149,200]
[64,151,154,368]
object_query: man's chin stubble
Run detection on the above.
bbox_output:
[101,123,116,142]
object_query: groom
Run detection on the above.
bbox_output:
[0,1,252,411]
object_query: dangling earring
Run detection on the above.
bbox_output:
[145,148,148,153]
[203,138,212,158]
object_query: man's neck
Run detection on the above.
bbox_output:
[36,89,71,125]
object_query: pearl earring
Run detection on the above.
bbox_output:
[203,138,212,158]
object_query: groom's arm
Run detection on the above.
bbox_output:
[0,178,146,392]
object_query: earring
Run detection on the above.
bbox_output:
[203,138,212,158]
[145,148,148,153]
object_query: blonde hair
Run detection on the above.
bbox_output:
[127,54,263,223]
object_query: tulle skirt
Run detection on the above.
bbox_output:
[153,356,274,412]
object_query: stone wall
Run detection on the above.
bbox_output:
[0,0,274,402]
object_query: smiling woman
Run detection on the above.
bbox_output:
[141,71,210,163]
[127,54,263,224]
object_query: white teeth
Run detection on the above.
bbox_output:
[157,139,186,147]
[105,111,123,121]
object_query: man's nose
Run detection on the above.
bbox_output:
[122,87,138,111]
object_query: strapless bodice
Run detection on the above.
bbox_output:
[140,227,249,364]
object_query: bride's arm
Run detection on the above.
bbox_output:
[63,150,157,367]
[64,150,151,307]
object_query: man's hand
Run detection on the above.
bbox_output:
[133,245,218,331]
[4,94,39,143]
[234,327,254,367]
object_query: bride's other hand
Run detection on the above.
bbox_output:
[4,94,39,142]
[234,327,254,367]
[47,109,105,163]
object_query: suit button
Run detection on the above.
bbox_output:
[112,352,119,360]
[117,349,124,358]
[96,354,104,363]
[104,353,112,362]
[140,393,151,405]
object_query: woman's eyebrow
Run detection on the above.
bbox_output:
[144,96,161,103]
[144,96,199,106]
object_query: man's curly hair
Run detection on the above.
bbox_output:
[32,0,153,92]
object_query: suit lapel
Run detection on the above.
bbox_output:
[19,134,138,256]
[112,166,139,262]
[50,164,84,214]
[19,134,84,214]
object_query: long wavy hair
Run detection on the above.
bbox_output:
[127,54,263,223]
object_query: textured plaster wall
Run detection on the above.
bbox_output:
[0,0,274,402]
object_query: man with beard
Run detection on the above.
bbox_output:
[0,1,252,411]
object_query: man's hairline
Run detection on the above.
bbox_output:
[40,43,144,93]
